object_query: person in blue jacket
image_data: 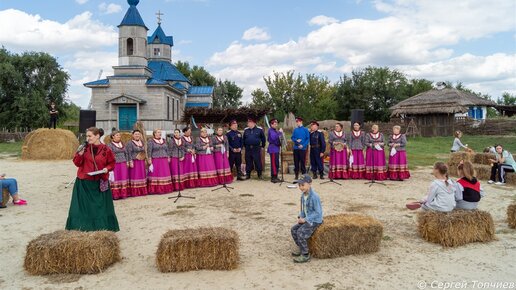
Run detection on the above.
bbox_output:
[309,121,326,179]
[226,120,245,181]
[291,174,323,263]
[243,117,266,179]
[291,117,310,180]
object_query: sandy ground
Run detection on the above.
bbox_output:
[0,157,515,290]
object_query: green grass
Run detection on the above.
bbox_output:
[0,141,22,156]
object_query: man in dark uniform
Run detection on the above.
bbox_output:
[243,117,266,179]
[49,102,58,129]
[226,120,245,181]
[309,121,326,179]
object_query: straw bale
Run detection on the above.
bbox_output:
[21,129,79,160]
[507,204,516,229]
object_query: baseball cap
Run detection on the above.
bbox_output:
[293,174,312,185]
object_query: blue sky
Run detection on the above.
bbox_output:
[0,0,515,108]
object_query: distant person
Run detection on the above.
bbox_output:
[99,128,106,144]
[488,144,516,185]
[291,117,310,180]
[455,161,485,210]
[49,102,58,129]
[0,174,27,208]
[290,174,323,263]
[419,162,457,212]
[450,130,468,152]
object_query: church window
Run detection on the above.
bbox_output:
[127,38,134,56]
[154,48,161,56]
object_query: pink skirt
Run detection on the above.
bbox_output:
[170,157,186,191]
[196,154,219,187]
[349,149,365,179]
[128,159,148,197]
[183,153,198,189]
[365,148,387,181]
[388,150,411,180]
[329,148,349,179]
[148,157,173,194]
[213,151,233,184]
[111,162,130,200]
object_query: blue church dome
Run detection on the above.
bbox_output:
[128,0,139,6]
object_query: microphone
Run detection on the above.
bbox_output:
[77,141,88,152]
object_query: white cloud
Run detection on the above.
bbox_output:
[308,15,338,26]
[242,27,271,41]
[98,2,122,14]
[76,0,89,4]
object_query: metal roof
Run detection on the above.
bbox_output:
[185,102,211,108]
[119,3,148,30]
[148,25,174,46]
[173,82,187,91]
[148,60,190,83]
[84,79,109,87]
[187,86,214,95]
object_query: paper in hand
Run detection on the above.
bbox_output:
[349,155,354,165]
[374,144,382,151]
[149,164,154,173]
[390,147,397,157]
[87,170,105,176]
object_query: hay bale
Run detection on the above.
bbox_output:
[156,227,239,272]
[103,132,133,144]
[473,164,492,180]
[308,214,383,258]
[21,129,79,160]
[508,204,516,229]
[448,152,473,167]
[506,174,516,186]
[24,230,120,275]
[473,153,495,165]
[417,210,495,247]
[2,188,10,207]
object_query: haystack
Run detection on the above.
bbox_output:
[417,210,495,247]
[308,214,383,258]
[473,153,495,165]
[506,174,516,186]
[21,129,79,160]
[24,230,120,275]
[473,164,492,180]
[2,188,10,207]
[508,204,516,229]
[103,132,133,144]
[156,227,239,272]
[448,152,473,167]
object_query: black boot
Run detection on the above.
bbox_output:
[320,173,325,180]
[271,175,279,183]
[257,173,263,180]
[312,172,318,179]
[237,173,244,181]
[295,173,299,180]
[245,174,251,180]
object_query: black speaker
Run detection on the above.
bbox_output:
[351,109,365,126]
[79,110,96,133]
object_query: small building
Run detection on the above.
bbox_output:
[390,88,496,137]
[85,0,213,132]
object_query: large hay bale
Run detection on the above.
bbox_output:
[1,188,10,207]
[506,174,516,186]
[508,204,516,229]
[417,210,495,247]
[21,129,79,160]
[156,227,239,272]
[448,152,473,167]
[308,214,383,258]
[24,230,120,275]
[473,153,495,165]
[473,164,492,180]
[103,132,133,144]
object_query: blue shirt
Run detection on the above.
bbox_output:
[299,188,323,224]
[243,126,266,148]
[310,131,326,152]
[226,130,243,150]
[291,126,310,150]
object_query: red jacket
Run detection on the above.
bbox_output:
[73,144,115,181]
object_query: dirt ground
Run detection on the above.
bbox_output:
[0,158,515,290]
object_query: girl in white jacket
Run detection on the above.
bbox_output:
[420,162,457,212]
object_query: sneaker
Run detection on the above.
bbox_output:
[237,176,245,181]
[291,250,301,257]
[293,254,311,263]
[487,180,495,184]
[13,200,27,205]
[495,182,505,186]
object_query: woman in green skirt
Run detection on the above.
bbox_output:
[66,127,120,232]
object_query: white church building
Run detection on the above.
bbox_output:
[85,0,213,131]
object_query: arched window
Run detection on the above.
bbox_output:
[127,38,134,56]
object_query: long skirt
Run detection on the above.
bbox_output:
[349,149,365,179]
[66,178,119,232]
[183,153,199,189]
[365,148,387,180]
[213,151,234,184]
[196,154,220,187]
[388,151,411,180]
[170,157,186,191]
[329,148,349,179]
[128,159,148,197]
[111,162,130,200]
[147,157,173,194]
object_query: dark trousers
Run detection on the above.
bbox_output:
[293,149,307,175]
[490,163,515,183]
[269,152,280,177]
[291,222,319,255]
[310,148,324,174]
[245,146,262,175]
[228,151,243,176]
[49,116,57,129]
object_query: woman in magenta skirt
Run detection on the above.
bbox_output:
[387,125,411,181]
[168,129,186,191]
[107,130,130,199]
[147,129,173,194]
[181,127,198,188]
[328,123,349,179]
[125,130,148,197]
[365,124,387,181]
[195,128,220,187]
[348,122,366,179]
[212,127,233,184]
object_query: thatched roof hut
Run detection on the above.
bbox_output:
[389,88,496,137]
[495,105,516,117]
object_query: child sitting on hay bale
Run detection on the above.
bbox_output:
[290,174,323,263]
[455,161,485,210]
[488,144,516,186]
[0,174,27,208]
[407,162,457,211]
[450,130,469,153]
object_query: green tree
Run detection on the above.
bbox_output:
[174,60,216,86]
[213,79,243,109]
[250,88,272,109]
[497,92,516,105]
[263,71,305,120]
[296,74,337,121]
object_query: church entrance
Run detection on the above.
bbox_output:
[118,106,137,131]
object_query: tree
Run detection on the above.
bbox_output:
[250,88,272,109]
[296,74,337,121]
[497,92,516,105]
[174,60,216,86]
[213,79,243,109]
[0,48,70,129]
[263,71,305,120]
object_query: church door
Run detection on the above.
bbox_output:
[119,106,137,131]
